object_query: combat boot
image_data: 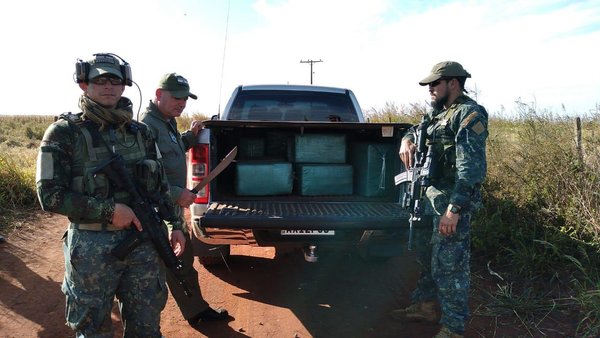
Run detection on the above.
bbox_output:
[433,326,463,338]
[389,301,437,322]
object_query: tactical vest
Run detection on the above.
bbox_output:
[60,113,161,215]
[424,96,473,182]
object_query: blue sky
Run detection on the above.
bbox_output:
[1,0,598,117]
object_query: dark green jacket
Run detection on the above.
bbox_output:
[139,101,197,204]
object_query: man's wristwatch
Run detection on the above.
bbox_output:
[447,204,462,214]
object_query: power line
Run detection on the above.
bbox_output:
[300,59,323,85]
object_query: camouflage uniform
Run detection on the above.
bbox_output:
[36,94,181,336]
[140,100,211,320]
[404,94,488,334]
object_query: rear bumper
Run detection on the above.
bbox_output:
[193,223,408,247]
[200,201,411,229]
[193,200,418,246]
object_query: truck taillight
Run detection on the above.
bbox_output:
[190,143,209,204]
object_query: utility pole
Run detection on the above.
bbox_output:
[300,59,323,84]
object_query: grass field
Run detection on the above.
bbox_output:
[1,107,600,336]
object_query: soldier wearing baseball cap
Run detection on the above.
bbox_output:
[140,73,230,328]
[37,54,185,337]
[158,72,198,100]
[392,61,489,338]
[86,54,125,80]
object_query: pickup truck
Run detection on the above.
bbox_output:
[187,84,412,263]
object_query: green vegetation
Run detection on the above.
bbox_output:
[176,112,211,132]
[0,115,53,230]
[2,104,600,335]
[475,107,600,337]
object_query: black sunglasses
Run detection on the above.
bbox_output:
[429,78,453,87]
[90,76,124,86]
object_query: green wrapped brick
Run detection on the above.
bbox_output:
[239,137,265,159]
[295,164,353,196]
[266,131,291,159]
[350,142,398,197]
[290,134,346,163]
[236,162,293,195]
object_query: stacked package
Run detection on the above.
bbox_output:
[350,143,397,197]
[235,161,293,196]
[291,134,353,196]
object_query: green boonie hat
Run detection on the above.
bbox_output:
[159,73,197,100]
[88,54,123,80]
[419,61,471,86]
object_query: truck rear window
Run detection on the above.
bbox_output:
[227,90,359,122]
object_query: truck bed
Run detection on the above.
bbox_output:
[199,120,413,231]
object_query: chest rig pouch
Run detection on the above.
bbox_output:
[135,159,165,201]
[60,113,161,204]
[425,108,459,182]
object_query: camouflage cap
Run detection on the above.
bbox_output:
[159,73,197,100]
[419,61,471,86]
[87,54,124,80]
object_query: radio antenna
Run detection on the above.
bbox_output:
[217,0,231,118]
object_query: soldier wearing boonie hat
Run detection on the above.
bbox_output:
[418,61,471,86]
[36,54,186,337]
[140,73,230,328]
[392,61,489,338]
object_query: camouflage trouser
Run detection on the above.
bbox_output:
[61,228,167,338]
[410,213,471,334]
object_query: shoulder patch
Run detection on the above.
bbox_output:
[36,151,54,181]
[471,121,486,135]
[460,111,480,129]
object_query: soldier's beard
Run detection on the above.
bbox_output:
[431,93,449,111]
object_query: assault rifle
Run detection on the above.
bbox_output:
[92,155,192,297]
[394,118,435,250]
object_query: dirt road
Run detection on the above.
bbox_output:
[0,212,436,337]
[0,212,574,337]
